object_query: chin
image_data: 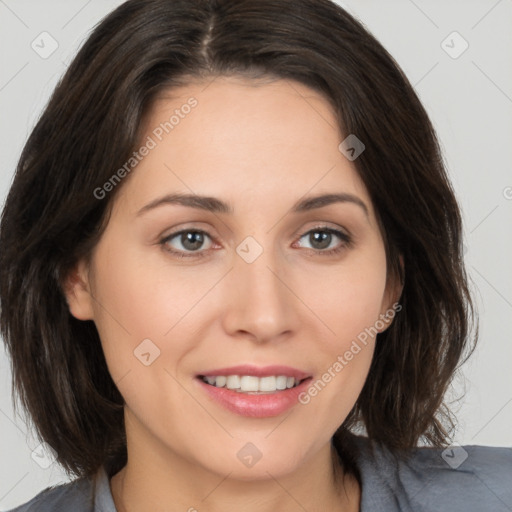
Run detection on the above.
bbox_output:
[193,441,307,481]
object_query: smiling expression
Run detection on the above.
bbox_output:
[65,75,399,480]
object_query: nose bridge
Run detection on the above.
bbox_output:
[222,236,295,341]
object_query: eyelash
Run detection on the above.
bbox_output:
[159,226,352,259]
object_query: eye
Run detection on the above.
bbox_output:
[161,229,214,256]
[295,227,351,254]
[160,226,351,259]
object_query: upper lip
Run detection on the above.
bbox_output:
[197,365,311,381]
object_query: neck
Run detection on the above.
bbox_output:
[111,440,359,512]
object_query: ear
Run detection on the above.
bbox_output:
[61,259,95,321]
[378,254,404,333]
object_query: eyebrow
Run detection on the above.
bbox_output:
[136,192,368,217]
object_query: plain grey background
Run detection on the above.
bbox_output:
[0,0,511,509]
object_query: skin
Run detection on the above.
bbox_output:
[65,76,401,512]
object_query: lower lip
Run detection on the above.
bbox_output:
[196,377,313,418]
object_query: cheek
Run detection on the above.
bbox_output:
[89,241,201,335]
[294,269,385,439]
[87,241,168,378]
[295,248,387,401]
[301,248,388,347]
[88,239,229,382]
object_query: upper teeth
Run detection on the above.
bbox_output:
[202,375,300,392]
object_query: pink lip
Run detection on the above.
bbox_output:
[195,375,313,418]
[197,364,310,381]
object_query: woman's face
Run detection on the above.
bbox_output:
[67,76,398,480]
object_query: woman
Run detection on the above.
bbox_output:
[1,0,510,511]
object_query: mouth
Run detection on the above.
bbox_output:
[197,374,308,394]
[194,364,313,417]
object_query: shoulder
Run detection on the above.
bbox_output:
[6,473,98,512]
[351,435,512,512]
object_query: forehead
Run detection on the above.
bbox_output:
[117,76,373,217]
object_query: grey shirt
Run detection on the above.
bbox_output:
[8,435,512,511]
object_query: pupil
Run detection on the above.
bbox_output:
[182,232,203,250]
[311,231,331,249]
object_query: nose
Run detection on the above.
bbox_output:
[221,244,299,344]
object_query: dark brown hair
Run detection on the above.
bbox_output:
[0,0,476,480]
